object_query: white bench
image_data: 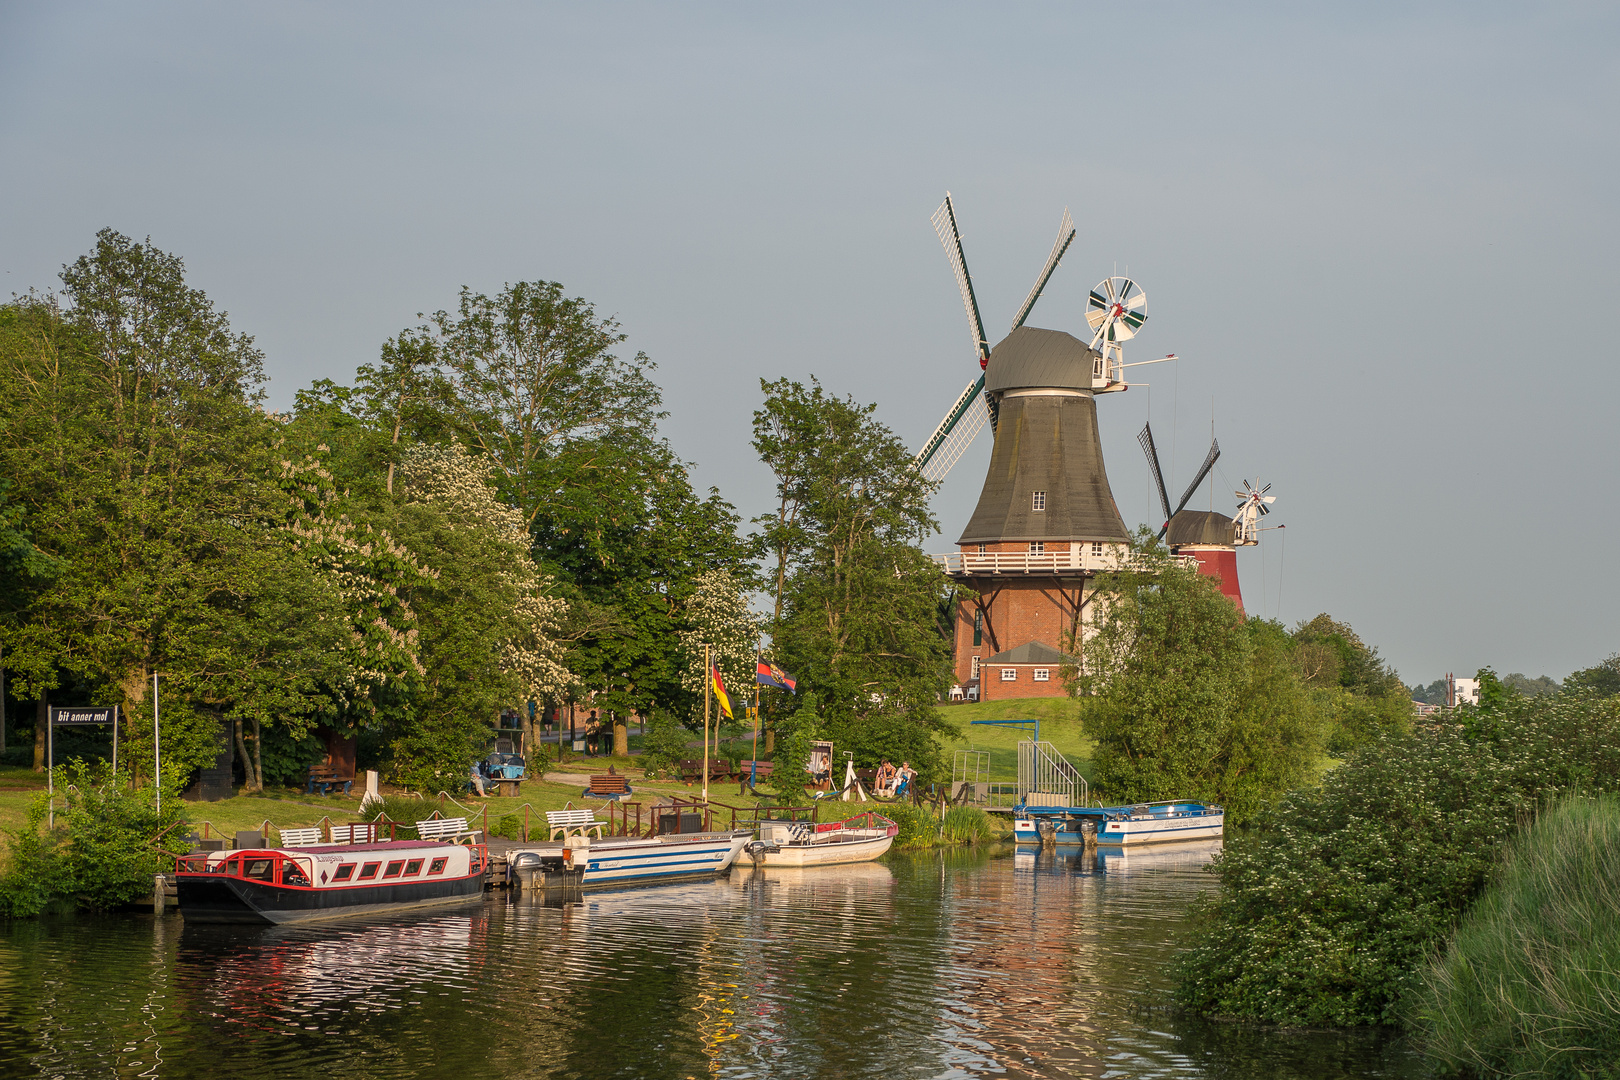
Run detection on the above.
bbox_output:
[279,827,323,848]
[415,817,481,843]
[546,808,606,841]
[330,823,377,844]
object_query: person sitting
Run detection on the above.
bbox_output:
[874,759,898,796]
[468,760,487,797]
[894,761,915,798]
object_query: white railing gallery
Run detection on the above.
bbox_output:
[930,549,1197,575]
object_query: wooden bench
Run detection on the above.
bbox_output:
[415,817,481,843]
[330,823,378,844]
[737,760,774,792]
[677,759,735,784]
[584,774,631,799]
[306,765,354,796]
[279,827,324,848]
[546,808,606,841]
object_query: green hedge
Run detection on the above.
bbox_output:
[1174,691,1620,1026]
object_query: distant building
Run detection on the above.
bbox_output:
[1447,674,1480,707]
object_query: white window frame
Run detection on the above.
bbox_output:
[1033,668,1050,682]
[970,655,981,679]
[1000,668,1017,682]
[1029,541,1045,554]
[1091,541,1103,557]
[1032,491,1046,511]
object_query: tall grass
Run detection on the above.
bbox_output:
[1411,795,1620,1078]
[941,806,995,844]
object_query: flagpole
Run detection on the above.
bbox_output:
[752,641,762,766]
[702,642,711,803]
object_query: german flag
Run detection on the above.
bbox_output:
[711,664,734,720]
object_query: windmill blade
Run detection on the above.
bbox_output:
[1174,438,1221,513]
[915,374,990,482]
[1137,423,1173,530]
[1010,208,1075,331]
[931,194,991,364]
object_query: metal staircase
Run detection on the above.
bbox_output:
[1017,740,1088,808]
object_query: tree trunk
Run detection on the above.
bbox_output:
[613,712,628,757]
[250,717,264,791]
[764,725,775,755]
[33,695,47,772]
[235,718,258,792]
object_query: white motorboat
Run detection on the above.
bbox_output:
[508,829,752,890]
[743,812,897,868]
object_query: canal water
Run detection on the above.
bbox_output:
[0,843,1424,1079]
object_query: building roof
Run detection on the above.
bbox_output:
[957,391,1131,544]
[983,641,1075,666]
[1165,510,1236,547]
[983,327,1099,393]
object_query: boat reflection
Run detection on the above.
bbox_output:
[1013,836,1224,876]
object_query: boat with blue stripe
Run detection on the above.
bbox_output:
[1013,800,1224,846]
[507,830,753,891]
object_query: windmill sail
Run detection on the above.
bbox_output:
[1010,208,1075,331]
[1138,423,1173,535]
[915,375,990,482]
[1174,438,1221,517]
[931,194,990,363]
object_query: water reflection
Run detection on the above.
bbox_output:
[0,846,1425,1079]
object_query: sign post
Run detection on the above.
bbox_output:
[46,705,120,828]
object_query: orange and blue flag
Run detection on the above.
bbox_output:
[710,664,734,720]
[756,661,797,692]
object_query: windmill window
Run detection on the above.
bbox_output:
[977,543,986,554]
[973,609,983,646]
[1029,542,1045,554]
[1091,542,1103,557]
[971,656,981,679]
[1000,668,1017,682]
[1034,669,1050,682]
[1032,491,1046,511]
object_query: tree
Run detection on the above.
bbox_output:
[1564,654,1620,697]
[1291,613,1410,755]
[1072,551,1321,821]
[675,569,761,743]
[754,378,955,779]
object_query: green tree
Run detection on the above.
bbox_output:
[1566,653,1620,697]
[754,378,955,779]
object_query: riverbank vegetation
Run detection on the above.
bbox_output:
[1172,685,1620,1028]
[1410,794,1620,1077]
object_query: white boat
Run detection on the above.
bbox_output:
[1012,800,1224,846]
[742,812,897,867]
[508,830,752,890]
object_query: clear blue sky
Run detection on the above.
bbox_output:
[3,2,1616,685]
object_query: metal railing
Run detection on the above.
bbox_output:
[931,550,1197,575]
[1017,739,1088,808]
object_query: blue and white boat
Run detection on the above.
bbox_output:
[508,830,752,890]
[1013,800,1224,846]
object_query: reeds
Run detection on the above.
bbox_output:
[1410,794,1620,1078]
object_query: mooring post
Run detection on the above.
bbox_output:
[153,874,166,915]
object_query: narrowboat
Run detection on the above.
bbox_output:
[1012,800,1224,845]
[742,812,898,868]
[176,841,487,924]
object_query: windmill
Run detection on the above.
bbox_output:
[1234,480,1275,545]
[913,194,1075,483]
[1087,276,1148,388]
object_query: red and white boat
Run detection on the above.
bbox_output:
[176,840,487,924]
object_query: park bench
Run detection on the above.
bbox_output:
[415,817,481,843]
[677,759,734,784]
[279,827,324,848]
[585,774,631,799]
[737,760,774,793]
[330,823,378,844]
[546,808,606,841]
[306,765,353,796]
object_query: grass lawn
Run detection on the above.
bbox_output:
[936,698,1094,784]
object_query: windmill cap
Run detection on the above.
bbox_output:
[984,326,1100,394]
[1166,510,1237,547]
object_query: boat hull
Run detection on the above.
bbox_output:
[178,872,484,925]
[510,831,751,890]
[748,832,894,867]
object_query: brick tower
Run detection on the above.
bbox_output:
[937,327,1132,702]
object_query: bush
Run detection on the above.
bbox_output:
[940,806,994,844]
[1174,690,1620,1026]
[1410,795,1620,1077]
[875,802,940,849]
[0,796,57,918]
[639,711,693,777]
[368,795,440,838]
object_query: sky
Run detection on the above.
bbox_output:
[3,2,1617,685]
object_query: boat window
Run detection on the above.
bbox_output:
[333,864,355,881]
[383,860,406,878]
[223,856,243,876]
[281,862,310,887]
[426,857,448,876]
[358,862,380,880]
[244,859,274,882]
[403,859,424,876]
